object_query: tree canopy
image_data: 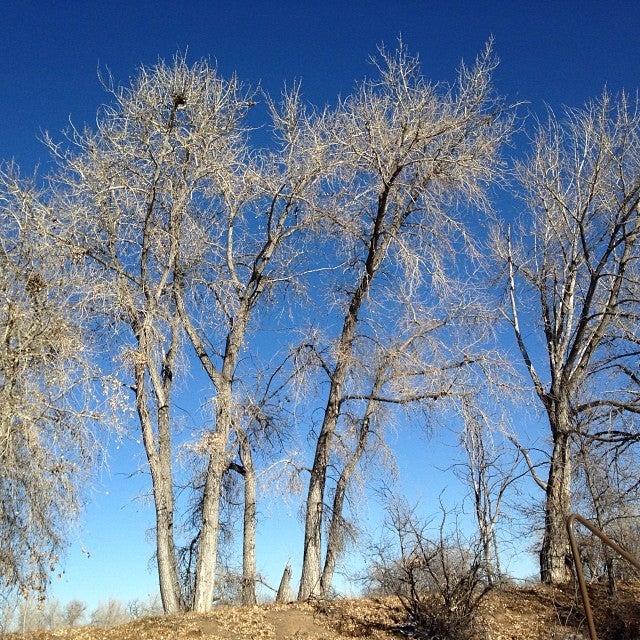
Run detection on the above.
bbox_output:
[1,47,640,610]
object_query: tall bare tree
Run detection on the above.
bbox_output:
[0,166,102,598]
[44,53,347,613]
[16,45,517,609]
[456,402,523,585]
[171,83,330,610]
[497,91,640,583]
[46,56,255,612]
[297,42,511,599]
[312,300,499,597]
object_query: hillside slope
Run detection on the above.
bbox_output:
[7,583,640,640]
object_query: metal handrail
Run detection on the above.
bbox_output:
[566,513,640,640]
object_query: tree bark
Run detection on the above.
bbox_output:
[239,433,257,606]
[191,318,246,612]
[191,389,230,612]
[540,407,573,584]
[298,461,326,599]
[298,187,395,600]
[153,488,183,612]
[320,416,370,596]
[276,563,293,603]
[134,330,183,613]
[298,302,360,599]
[298,333,356,599]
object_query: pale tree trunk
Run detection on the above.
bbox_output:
[319,468,350,597]
[506,234,575,585]
[191,385,231,612]
[239,433,257,606]
[134,326,183,613]
[474,485,498,584]
[320,415,371,597]
[461,408,518,586]
[475,499,502,585]
[153,483,183,612]
[174,276,226,612]
[276,563,293,603]
[140,193,185,613]
[152,387,182,613]
[299,187,395,600]
[224,430,257,605]
[298,457,327,599]
[190,320,247,612]
[173,137,305,607]
[298,341,356,599]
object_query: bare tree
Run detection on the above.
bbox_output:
[297,41,511,599]
[315,309,494,597]
[456,402,523,585]
[222,427,258,606]
[19,45,512,612]
[0,166,102,598]
[183,346,307,608]
[237,429,258,606]
[45,56,257,612]
[221,348,310,607]
[126,593,163,620]
[172,82,331,611]
[90,599,129,627]
[52,53,334,613]
[13,596,64,632]
[63,599,87,627]
[497,91,640,583]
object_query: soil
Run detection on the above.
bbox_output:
[7,583,640,640]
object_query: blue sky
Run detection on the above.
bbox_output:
[3,0,639,175]
[3,0,640,611]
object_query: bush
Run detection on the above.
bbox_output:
[365,497,491,640]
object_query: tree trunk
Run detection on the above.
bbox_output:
[298,195,392,599]
[153,403,183,613]
[276,563,293,603]
[154,488,183,613]
[540,409,573,584]
[319,416,370,596]
[298,378,346,599]
[191,419,228,611]
[135,355,183,613]
[319,480,345,597]
[298,464,326,599]
[177,288,250,611]
[191,320,243,612]
[239,434,257,606]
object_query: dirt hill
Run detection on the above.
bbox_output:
[7,583,640,640]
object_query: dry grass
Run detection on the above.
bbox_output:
[5,583,640,640]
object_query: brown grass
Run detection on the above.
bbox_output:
[5,583,640,640]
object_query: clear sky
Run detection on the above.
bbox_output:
[2,0,640,611]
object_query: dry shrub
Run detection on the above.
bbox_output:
[365,497,492,640]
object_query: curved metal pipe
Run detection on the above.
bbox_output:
[566,513,640,640]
